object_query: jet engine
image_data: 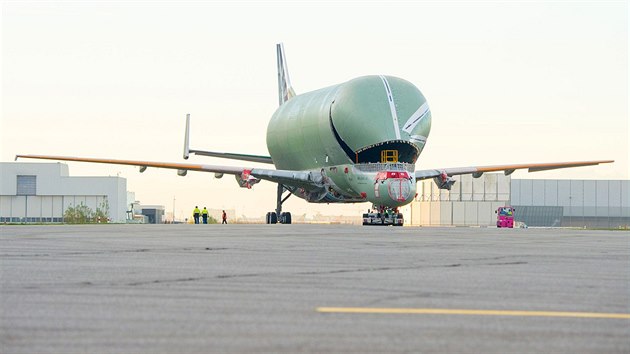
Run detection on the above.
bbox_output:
[236,169,261,189]
[434,171,456,190]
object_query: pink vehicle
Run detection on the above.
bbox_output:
[496,206,515,228]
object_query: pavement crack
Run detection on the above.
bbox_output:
[296,266,406,275]
[126,277,203,286]
[2,249,151,257]
[365,291,460,306]
[2,247,226,258]
[294,261,525,276]
[462,256,511,261]
[215,273,265,279]
[484,261,528,266]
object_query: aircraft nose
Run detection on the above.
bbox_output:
[372,170,415,207]
[387,178,413,203]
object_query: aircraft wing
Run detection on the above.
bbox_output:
[15,155,614,189]
[14,154,314,187]
[415,160,614,181]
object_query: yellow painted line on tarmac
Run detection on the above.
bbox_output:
[316,307,630,319]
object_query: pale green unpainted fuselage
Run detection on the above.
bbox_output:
[266,75,432,207]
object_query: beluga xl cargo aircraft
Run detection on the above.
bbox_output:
[17,43,613,225]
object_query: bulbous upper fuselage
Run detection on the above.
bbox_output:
[266,75,431,207]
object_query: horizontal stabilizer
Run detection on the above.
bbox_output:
[183,113,191,159]
[183,113,274,164]
[188,149,274,164]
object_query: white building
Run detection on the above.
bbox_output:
[1,162,127,223]
[406,174,630,228]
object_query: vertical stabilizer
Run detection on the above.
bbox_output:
[277,43,296,105]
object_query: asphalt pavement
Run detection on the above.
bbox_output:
[1,224,628,353]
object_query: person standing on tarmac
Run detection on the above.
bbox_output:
[201,207,209,224]
[193,206,201,224]
[222,210,227,224]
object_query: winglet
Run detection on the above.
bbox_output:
[183,113,191,160]
[277,43,295,105]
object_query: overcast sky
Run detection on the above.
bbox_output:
[1,0,627,219]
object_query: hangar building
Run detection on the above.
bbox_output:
[407,174,630,228]
[1,162,127,223]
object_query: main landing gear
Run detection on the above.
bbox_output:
[265,183,292,224]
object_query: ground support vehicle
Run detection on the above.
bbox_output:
[362,210,403,226]
[496,206,515,228]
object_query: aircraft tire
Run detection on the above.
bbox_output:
[270,212,277,224]
[279,212,292,224]
[266,212,278,224]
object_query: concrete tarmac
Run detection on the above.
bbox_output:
[1,224,628,353]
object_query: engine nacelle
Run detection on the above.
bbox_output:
[434,171,456,190]
[293,187,328,202]
[235,169,261,189]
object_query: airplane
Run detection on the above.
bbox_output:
[16,43,613,225]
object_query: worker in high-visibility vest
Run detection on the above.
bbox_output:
[193,206,201,224]
[201,207,209,224]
